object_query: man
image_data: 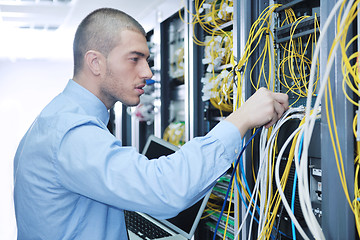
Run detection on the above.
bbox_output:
[13,8,288,240]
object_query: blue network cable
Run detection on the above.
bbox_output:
[291,134,304,240]
[212,127,262,240]
[239,154,254,202]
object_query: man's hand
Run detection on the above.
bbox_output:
[225,87,289,138]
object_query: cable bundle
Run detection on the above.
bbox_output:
[277,9,320,106]
[234,107,306,240]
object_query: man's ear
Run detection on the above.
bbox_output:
[84,50,105,76]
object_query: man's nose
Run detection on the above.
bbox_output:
[141,61,153,80]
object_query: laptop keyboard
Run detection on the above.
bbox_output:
[124,211,172,239]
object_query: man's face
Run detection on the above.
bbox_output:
[100,30,152,108]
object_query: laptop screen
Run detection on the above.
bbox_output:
[141,135,211,238]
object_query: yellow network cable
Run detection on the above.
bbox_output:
[248,27,276,91]
[280,17,310,94]
[341,45,359,105]
[341,27,360,103]
[235,4,281,107]
[353,115,360,235]
[277,11,320,106]
[325,0,360,237]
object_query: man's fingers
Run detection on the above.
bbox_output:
[273,92,289,109]
[264,114,277,128]
[274,99,286,119]
[263,98,287,128]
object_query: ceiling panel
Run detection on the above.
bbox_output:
[0,0,182,59]
[0,0,73,30]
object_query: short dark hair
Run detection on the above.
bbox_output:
[73,8,146,76]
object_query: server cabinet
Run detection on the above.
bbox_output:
[160,9,187,146]
[236,0,357,239]
[186,0,358,239]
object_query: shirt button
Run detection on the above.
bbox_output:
[235,148,238,154]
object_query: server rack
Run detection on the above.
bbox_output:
[239,0,321,239]
[186,0,358,239]
[236,0,357,239]
[187,0,234,138]
[160,9,187,146]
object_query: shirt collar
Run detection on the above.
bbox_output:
[62,79,110,126]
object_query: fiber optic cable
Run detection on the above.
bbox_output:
[337,4,360,235]
[235,4,281,106]
[277,11,320,103]
[180,0,234,46]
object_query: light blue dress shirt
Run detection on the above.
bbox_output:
[14,79,242,240]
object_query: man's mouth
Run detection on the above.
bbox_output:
[135,84,145,95]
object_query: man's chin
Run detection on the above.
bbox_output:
[122,100,140,107]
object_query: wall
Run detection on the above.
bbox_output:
[0,2,183,238]
[0,58,72,239]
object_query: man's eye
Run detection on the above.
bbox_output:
[131,58,139,62]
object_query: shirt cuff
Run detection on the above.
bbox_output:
[208,120,243,161]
